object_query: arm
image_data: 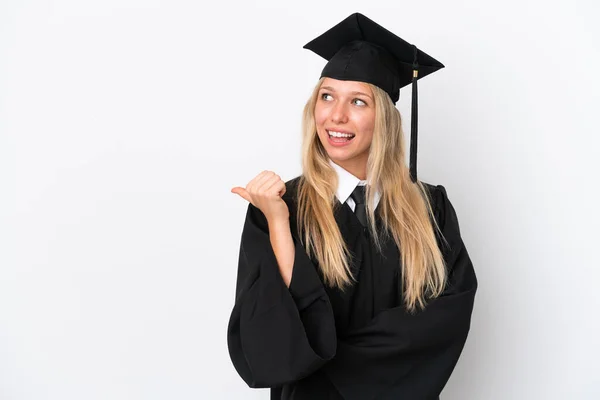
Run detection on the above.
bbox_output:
[227,203,337,388]
[267,217,295,288]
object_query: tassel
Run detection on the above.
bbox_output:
[410,45,419,183]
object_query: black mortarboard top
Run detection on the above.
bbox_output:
[303,12,444,183]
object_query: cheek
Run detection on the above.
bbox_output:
[354,113,375,138]
[314,108,327,128]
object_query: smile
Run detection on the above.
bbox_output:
[326,130,355,146]
[327,130,356,138]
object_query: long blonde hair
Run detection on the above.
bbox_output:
[296,77,448,313]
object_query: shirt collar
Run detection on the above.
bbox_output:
[329,158,380,206]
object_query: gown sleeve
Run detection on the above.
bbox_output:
[226,201,337,389]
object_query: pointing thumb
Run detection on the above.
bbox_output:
[231,187,251,203]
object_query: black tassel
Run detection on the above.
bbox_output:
[410,45,419,183]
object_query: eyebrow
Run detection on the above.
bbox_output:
[320,86,373,100]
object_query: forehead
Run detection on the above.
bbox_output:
[320,77,372,95]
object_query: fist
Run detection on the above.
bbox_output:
[231,171,289,222]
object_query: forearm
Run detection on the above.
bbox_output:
[267,218,295,288]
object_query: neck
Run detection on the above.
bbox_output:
[333,158,367,180]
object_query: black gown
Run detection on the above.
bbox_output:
[227,176,477,400]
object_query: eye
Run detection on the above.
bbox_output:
[353,98,367,106]
[321,93,333,101]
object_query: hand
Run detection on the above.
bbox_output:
[231,171,289,223]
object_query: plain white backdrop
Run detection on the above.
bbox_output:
[1,0,599,399]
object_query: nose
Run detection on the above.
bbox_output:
[330,101,349,124]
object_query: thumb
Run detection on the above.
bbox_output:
[231,186,252,203]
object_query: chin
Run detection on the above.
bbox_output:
[328,152,356,162]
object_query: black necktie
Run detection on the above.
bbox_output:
[350,185,367,227]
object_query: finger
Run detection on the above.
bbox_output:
[249,171,275,195]
[231,187,252,203]
[262,175,285,197]
[278,181,286,197]
[267,179,286,198]
[257,174,281,196]
[246,170,270,194]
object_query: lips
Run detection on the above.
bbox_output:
[327,129,356,138]
[325,130,355,147]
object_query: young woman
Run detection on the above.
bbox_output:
[227,13,477,400]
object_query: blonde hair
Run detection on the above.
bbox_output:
[296,77,448,313]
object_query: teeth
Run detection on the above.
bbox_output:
[328,130,354,138]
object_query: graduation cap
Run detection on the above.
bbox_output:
[303,12,444,183]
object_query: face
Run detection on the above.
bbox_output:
[314,77,376,178]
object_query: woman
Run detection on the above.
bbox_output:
[227,13,477,400]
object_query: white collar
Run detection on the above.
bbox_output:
[328,159,381,206]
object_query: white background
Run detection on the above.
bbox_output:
[1,1,599,399]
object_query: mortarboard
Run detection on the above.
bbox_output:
[303,12,444,183]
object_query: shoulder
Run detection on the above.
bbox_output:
[419,180,451,230]
[284,175,303,193]
[282,175,303,205]
[420,180,445,197]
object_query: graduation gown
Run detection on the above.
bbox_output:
[227,177,477,399]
